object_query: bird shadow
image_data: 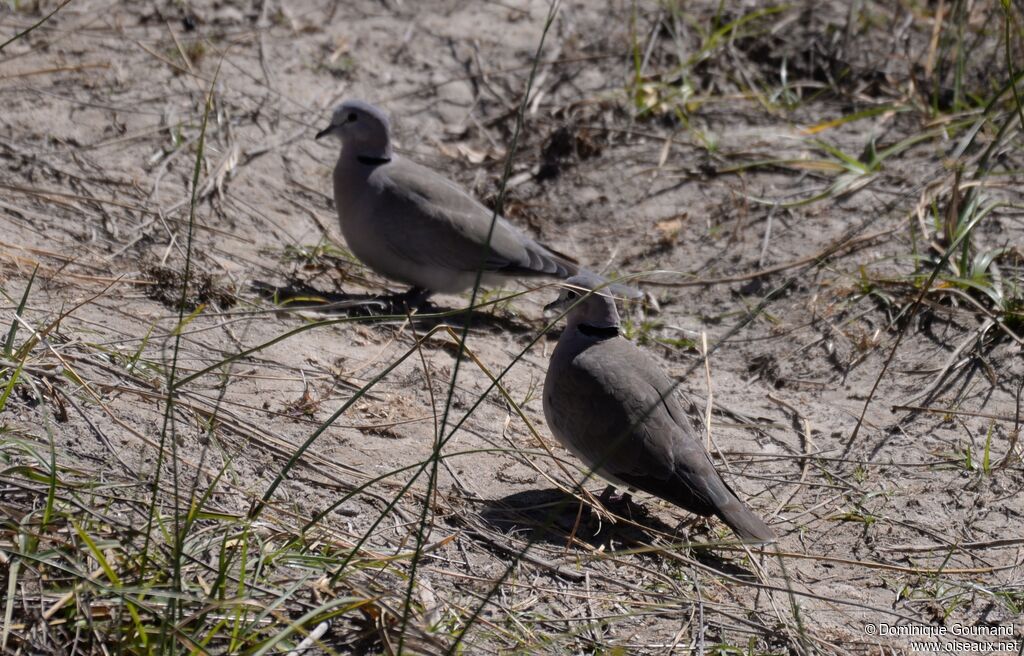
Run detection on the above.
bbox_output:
[479,488,759,580]
[250,279,537,334]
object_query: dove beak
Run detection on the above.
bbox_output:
[543,297,571,319]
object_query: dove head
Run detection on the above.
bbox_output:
[316,100,392,160]
[544,273,621,332]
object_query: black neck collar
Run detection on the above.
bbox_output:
[357,155,391,166]
[577,324,619,339]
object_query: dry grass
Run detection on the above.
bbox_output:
[1,1,1023,654]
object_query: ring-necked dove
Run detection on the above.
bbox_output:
[316,100,583,306]
[543,273,775,543]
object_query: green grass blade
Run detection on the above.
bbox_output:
[3,265,37,358]
[0,360,24,413]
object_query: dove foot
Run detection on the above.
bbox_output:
[599,485,632,506]
[371,286,432,314]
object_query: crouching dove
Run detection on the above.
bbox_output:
[543,273,775,543]
[316,100,584,308]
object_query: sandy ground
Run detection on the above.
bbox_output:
[1,1,1023,654]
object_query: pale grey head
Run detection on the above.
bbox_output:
[545,272,621,331]
[315,100,392,160]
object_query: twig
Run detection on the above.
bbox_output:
[758,203,777,268]
[766,393,812,518]
[284,620,330,656]
[52,386,137,478]
[0,0,75,52]
[0,62,109,80]
[701,331,713,451]
[641,227,897,287]
[878,537,1024,553]
[460,524,585,582]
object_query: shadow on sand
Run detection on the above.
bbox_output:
[251,279,539,335]
[478,488,759,581]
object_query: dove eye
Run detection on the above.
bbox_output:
[566,290,579,300]
[347,112,358,122]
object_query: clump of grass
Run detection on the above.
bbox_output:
[627,4,788,122]
[476,286,520,317]
[0,99,449,656]
[5,1,1024,654]
[856,172,1024,351]
[280,240,354,267]
[0,440,444,652]
[848,0,1024,357]
[919,187,1024,330]
[620,316,662,345]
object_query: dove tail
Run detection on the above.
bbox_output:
[520,246,642,299]
[547,252,579,278]
[715,500,775,544]
[572,268,642,300]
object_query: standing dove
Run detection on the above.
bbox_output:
[543,273,775,543]
[316,100,579,307]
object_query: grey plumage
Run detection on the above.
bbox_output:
[542,273,774,543]
[316,100,578,297]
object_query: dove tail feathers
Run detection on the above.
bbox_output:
[546,251,579,278]
[572,268,642,300]
[519,245,641,299]
[715,500,775,544]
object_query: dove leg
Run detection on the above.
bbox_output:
[378,286,432,313]
[598,485,632,505]
[399,286,432,309]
